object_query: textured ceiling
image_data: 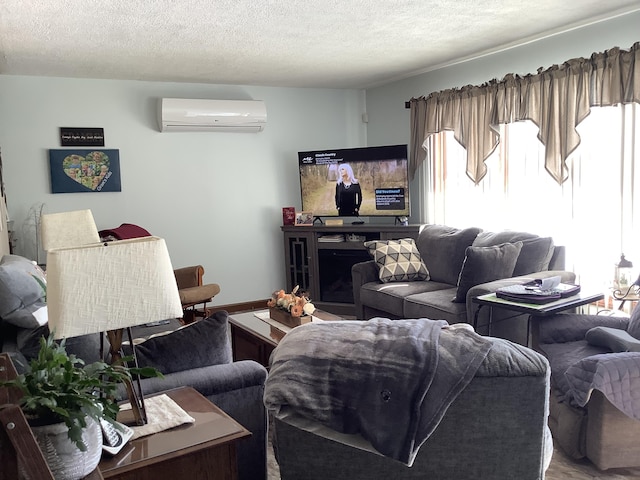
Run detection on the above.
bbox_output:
[1,1,639,89]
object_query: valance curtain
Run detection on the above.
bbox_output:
[409,42,640,184]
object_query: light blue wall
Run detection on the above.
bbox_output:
[1,10,637,306]
[0,76,365,305]
[365,10,640,222]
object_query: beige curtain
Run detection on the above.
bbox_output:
[409,42,640,185]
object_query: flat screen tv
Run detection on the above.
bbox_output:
[298,144,409,218]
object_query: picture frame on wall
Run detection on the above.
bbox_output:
[295,211,314,226]
[49,149,122,194]
[60,127,105,147]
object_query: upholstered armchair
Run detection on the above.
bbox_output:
[265,318,552,480]
[536,307,640,470]
[174,265,220,323]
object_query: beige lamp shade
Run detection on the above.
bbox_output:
[41,209,101,251]
[46,236,183,339]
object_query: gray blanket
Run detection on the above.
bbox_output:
[564,352,640,420]
[263,318,493,466]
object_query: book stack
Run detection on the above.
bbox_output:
[496,277,580,304]
[318,234,345,243]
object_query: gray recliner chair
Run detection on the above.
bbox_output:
[265,318,553,480]
[536,307,640,470]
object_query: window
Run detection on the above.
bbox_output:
[421,103,639,291]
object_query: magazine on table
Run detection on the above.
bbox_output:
[496,276,580,304]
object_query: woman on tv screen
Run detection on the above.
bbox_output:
[335,163,362,216]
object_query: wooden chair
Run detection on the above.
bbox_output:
[174,265,221,324]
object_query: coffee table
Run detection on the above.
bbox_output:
[473,290,604,348]
[99,386,250,480]
[228,309,343,367]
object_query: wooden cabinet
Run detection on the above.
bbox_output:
[281,224,421,315]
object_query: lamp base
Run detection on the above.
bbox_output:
[116,408,142,427]
[105,328,148,426]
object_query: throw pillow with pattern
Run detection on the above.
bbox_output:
[364,238,429,283]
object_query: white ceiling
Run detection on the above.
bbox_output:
[1,1,640,89]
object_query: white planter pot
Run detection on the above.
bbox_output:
[28,416,102,480]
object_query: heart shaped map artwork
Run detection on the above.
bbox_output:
[62,151,111,191]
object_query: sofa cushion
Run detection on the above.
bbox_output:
[360,281,448,317]
[472,231,554,276]
[364,238,429,283]
[403,287,467,324]
[415,225,481,285]
[514,237,555,276]
[472,231,537,246]
[0,255,47,328]
[452,242,523,303]
[538,341,608,396]
[627,304,640,340]
[134,310,232,374]
[586,326,640,353]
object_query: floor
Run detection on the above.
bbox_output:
[546,448,640,479]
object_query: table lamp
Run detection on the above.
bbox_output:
[46,236,183,425]
[40,209,101,251]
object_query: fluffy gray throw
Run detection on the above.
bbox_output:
[264,318,494,466]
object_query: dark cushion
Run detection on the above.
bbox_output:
[16,324,50,360]
[472,231,554,276]
[364,238,429,283]
[0,255,47,328]
[453,242,523,303]
[416,225,481,285]
[134,310,232,374]
[628,304,640,339]
[513,237,555,276]
[585,326,640,353]
[472,231,538,246]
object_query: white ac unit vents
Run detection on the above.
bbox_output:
[158,98,267,132]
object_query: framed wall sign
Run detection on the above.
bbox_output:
[49,149,121,193]
[60,128,105,147]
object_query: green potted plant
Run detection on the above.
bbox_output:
[1,333,162,480]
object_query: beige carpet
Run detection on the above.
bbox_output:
[267,439,640,479]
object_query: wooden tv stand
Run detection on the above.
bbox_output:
[281,224,421,316]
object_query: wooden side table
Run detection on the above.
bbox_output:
[228,309,344,367]
[99,387,250,480]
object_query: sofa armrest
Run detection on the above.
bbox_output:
[352,260,379,319]
[537,314,630,344]
[465,270,577,324]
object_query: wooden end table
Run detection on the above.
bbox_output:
[228,309,343,367]
[99,387,250,480]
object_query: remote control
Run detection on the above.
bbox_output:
[100,418,134,455]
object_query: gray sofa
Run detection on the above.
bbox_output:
[353,224,575,345]
[536,309,640,470]
[0,254,268,480]
[266,319,553,480]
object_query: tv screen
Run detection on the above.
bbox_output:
[298,144,410,218]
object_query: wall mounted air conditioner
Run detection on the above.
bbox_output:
[158,98,267,132]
